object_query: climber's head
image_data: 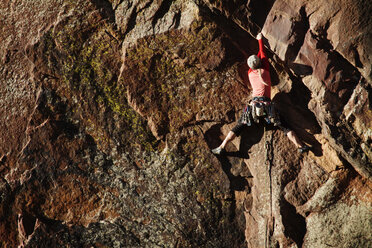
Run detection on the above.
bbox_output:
[247,55,261,69]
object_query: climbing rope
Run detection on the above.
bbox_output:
[264,124,274,248]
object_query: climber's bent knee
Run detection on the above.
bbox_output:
[231,122,245,136]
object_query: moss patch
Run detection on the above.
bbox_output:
[37,3,157,151]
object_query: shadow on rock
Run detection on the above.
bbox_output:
[272,92,323,157]
[280,199,306,247]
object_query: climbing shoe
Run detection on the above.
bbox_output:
[298,145,310,154]
[211,147,225,155]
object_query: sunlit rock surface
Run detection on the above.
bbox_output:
[1,0,371,247]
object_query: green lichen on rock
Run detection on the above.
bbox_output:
[37,9,157,151]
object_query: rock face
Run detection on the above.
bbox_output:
[0,0,371,247]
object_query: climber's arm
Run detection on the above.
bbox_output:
[257,33,270,72]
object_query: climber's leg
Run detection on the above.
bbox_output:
[278,115,310,154]
[286,130,303,148]
[212,122,245,155]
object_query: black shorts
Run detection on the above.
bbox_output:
[231,114,291,136]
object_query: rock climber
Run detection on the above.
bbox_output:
[212,32,310,155]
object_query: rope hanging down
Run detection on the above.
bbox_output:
[264,124,274,248]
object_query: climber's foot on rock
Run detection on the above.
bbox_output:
[298,145,310,154]
[211,147,225,155]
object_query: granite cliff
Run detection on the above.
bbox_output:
[0,0,371,247]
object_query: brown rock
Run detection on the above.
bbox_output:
[0,0,371,247]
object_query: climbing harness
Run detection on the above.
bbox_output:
[251,97,280,126]
[238,97,281,127]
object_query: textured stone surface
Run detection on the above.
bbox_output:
[0,0,371,247]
